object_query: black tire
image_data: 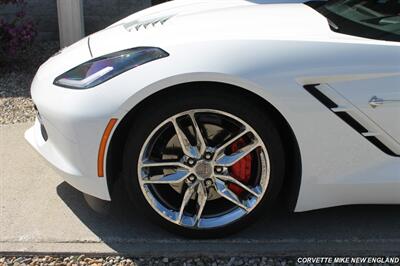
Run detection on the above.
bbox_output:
[122,86,286,238]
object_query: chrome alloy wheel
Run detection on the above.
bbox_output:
[137,109,270,229]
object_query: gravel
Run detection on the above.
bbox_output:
[0,256,295,266]
[0,42,59,125]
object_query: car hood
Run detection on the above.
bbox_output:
[109,0,310,28]
[89,0,330,57]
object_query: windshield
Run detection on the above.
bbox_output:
[306,0,400,41]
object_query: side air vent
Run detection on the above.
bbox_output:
[304,84,399,157]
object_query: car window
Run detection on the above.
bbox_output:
[306,0,400,42]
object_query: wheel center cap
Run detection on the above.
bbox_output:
[194,161,213,179]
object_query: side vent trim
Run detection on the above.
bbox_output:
[304,84,399,157]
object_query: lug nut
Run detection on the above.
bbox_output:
[204,153,212,160]
[187,158,196,166]
[188,176,196,182]
[205,179,213,187]
[215,166,223,173]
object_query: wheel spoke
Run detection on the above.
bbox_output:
[216,139,260,167]
[214,129,250,158]
[215,174,260,198]
[177,182,197,224]
[214,179,250,212]
[195,183,208,225]
[171,117,200,159]
[189,112,207,155]
[143,170,190,184]
[141,160,189,170]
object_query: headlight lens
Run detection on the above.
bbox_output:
[54,47,169,89]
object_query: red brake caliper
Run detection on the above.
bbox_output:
[228,138,252,196]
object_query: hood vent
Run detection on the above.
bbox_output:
[124,16,173,32]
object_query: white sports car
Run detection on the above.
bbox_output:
[26,0,400,237]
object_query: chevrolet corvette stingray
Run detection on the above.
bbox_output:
[26,0,400,237]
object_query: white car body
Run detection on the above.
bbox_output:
[26,0,400,213]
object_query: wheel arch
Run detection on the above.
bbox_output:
[106,81,302,211]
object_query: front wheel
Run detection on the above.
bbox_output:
[122,89,285,237]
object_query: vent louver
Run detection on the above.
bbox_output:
[124,16,173,32]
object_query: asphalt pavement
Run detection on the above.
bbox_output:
[1,123,400,256]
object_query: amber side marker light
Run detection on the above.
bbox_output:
[98,118,118,177]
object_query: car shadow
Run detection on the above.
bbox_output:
[56,180,400,256]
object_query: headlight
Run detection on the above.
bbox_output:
[54,47,169,89]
